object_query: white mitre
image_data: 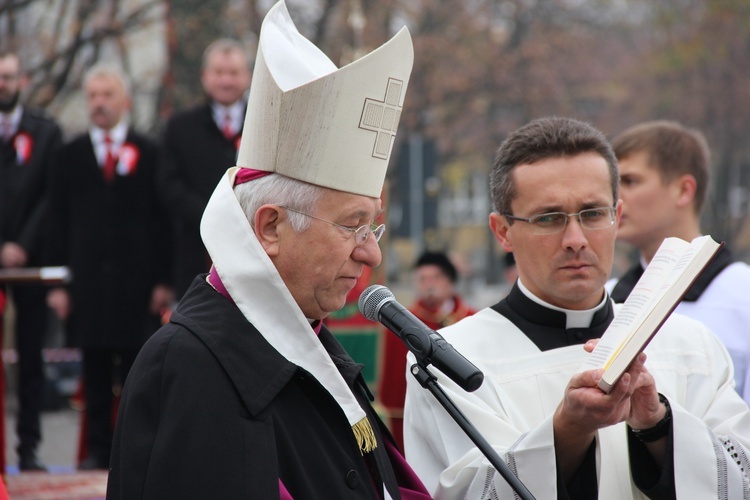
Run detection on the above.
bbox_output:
[237,0,413,197]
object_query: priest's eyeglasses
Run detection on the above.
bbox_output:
[281,206,386,245]
[503,206,616,235]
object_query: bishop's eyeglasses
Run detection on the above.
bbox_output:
[281,206,386,245]
[502,206,616,235]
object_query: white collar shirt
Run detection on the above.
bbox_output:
[89,121,128,166]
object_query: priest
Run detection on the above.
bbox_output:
[107,2,429,499]
[404,117,750,499]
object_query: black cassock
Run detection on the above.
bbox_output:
[108,277,429,500]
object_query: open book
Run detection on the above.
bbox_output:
[582,235,722,393]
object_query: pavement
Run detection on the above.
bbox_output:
[4,393,82,474]
[3,392,110,499]
[2,314,84,475]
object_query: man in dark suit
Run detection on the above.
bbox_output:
[158,38,252,298]
[46,64,173,470]
[0,50,63,471]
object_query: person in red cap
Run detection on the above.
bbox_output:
[378,251,475,450]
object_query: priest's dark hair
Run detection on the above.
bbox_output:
[490,116,619,217]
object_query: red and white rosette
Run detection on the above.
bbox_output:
[116,142,140,177]
[14,132,33,166]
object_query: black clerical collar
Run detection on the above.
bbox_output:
[611,245,734,303]
[491,283,615,351]
[515,279,608,329]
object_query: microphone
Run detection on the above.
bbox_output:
[358,284,484,392]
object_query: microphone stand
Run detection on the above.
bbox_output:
[410,362,536,500]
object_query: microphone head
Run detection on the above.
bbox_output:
[358,284,394,321]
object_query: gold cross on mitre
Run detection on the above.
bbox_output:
[359,77,405,161]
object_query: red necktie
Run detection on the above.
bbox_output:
[103,134,117,182]
[222,113,234,140]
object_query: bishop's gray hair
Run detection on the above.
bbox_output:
[233,173,325,232]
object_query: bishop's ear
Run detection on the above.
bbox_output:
[254,205,283,256]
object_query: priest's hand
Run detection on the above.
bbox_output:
[581,339,659,428]
[626,364,669,464]
[553,349,648,481]
[627,367,663,430]
[582,340,668,464]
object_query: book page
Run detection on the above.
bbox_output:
[582,235,721,393]
[580,237,690,372]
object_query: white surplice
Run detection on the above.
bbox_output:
[404,306,750,499]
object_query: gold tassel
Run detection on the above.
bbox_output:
[352,417,377,455]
